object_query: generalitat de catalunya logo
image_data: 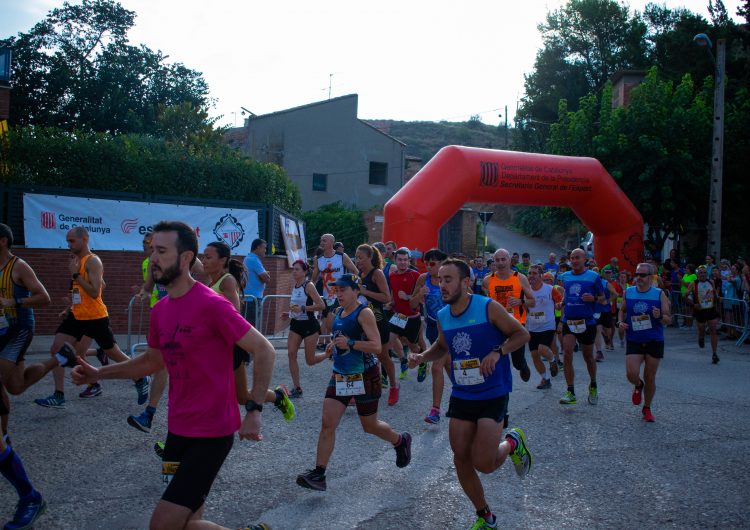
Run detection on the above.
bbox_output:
[213,214,245,249]
[121,218,139,234]
[41,211,56,229]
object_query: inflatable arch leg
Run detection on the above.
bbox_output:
[383,146,643,270]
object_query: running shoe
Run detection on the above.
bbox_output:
[520,364,531,382]
[557,359,564,370]
[55,343,77,367]
[632,380,644,406]
[642,407,655,422]
[712,353,720,364]
[96,347,109,366]
[127,410,153,433]
[424,407,440,424]
[395,432,412,468]
[595,350,604,362]
[536,379,551,390]
[698,337,705,349]
[399,360,408,380]
[289,387,303,399]
[240,524,272,530]
[417,362,428,383]
[4,494,46,530]
[506,427,532,479]
[619,339,625,348]
[387,386,399,406]
[470,516,498,529]
[549,361,559,378]
[79,383,102,398]
[154,441,165,460]
[559,391,577,405]
[381,372,389,389]
[274,385,296,421]
[296,468,326,491]
[134,376,150,405]
[34,393,65,409]
[588,385,598,405]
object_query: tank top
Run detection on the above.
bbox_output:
[594,279,612,314]
[332,304,373,375]
[437,295,510,400]
[527,283,556,332]
[624,286,664,342]
[317,252,345,301]
[210,273,233,295]
[486,272,526,324]
[0,257,34,328]
[142,257,167,308]
[360,268,385,322]
[290,280,314,321]
[71,254,108,320]
[695,280,716,310]
[424,273,445,321]
[560,269,603,325]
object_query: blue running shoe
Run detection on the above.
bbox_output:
[399,360,408,380]
[417,362,428,383]
[127,410,153,433]
[135,376,150,405]
[4,494,46,530]
[424,407,440,424]
[34,393,65,409]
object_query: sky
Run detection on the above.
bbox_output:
[2,0,745,128]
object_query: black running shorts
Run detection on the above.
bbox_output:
[446,394,509,424]
[694,307,719,323]
[388,316,421,344]
[55,313,116,350]
[528,330,555,352]
[232,345,250,370]
[325,363,381,417]
[0,326,33,364]
[562,321,596,345]
[290,318,321,339]
[626,340,664,358]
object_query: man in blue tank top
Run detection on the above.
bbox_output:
[408,259,532,530]
[617,263,672,422]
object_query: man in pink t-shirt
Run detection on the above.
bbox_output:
[73,221,274,530]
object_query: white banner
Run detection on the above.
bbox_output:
[280,214,307,266]
[24,193,259,254]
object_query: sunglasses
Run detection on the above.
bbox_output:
[427,261,439,266]
[635,273,649,278]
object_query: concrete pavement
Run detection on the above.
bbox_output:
[1,327,748,529]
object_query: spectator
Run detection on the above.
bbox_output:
[681,264,697,328]
[705,255,716,277]
[601,257,619,275]
[243,238,271,326]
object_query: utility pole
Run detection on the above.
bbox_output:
[478,211,494,257]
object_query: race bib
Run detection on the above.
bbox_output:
[528,311,546,324]
[452,358,484,386]
[161,461,179,485]
[700,299,713,309]
[631,314,652,331]
[335,373,365,396]
[389,313,408,329]
[568,319,586,334]
[71,288,82,305]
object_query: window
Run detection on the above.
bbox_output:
[312,173,327,191]
[369,162,388,186]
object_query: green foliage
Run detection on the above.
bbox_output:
[301,202,367,255]
[0,0,209,133]
[6,126,301,213]
[512,206,578,239]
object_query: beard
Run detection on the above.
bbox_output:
[153,261,182,286]
[442,285,463,305]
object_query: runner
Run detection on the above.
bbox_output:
[355,244,399,404]
[408,259,532,530]
[544,272,565,368]
[482,249,535,382]
[409,248,449,423]
[594,269,619,361]
[526,265,562,389]
[687,266,721,364]
[0,223,52,530]
[387,247,423,381]
[614,270,631,348]
[72,221,273,530]
[296,274,412,492]
[617,262,671,422]
[281,259,327,397]
[558,248,606,405]
[35,227,149,408]
[311,233,358,350]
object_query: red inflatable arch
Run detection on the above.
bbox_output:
[383,146,643,271]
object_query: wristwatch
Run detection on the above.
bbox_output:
[347,339,355,349]
[244,399,263,413]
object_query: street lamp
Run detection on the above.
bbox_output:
[693,33,725,262]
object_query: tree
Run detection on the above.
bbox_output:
[301,202,367,256]
[0,0,209,133]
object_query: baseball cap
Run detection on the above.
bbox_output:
[331,273,361,290]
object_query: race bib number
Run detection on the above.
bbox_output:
[528,311,546,324]
[700,299,713,310]
[631,314,652,331]
[71,288,82,305]
[568,319,586,334]
[389,313,408,329]
[335,373,365,396]
[161,461,179,485]
[452,358,484,386]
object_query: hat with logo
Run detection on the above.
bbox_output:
[331,273,361,290]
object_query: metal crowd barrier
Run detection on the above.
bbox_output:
[242,295,260,328]
[257,294,291,341]
[126,295,148,357]
[666,290,749,347]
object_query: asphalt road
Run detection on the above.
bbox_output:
[1,326,748,530]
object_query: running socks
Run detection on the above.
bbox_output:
[590,381,597,389]
[0,446,37,501]
[505,435,518,453]
[477,506,496,526]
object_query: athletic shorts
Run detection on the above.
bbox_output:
[322,299,340,318]
[626,340,664,359]
[597,311,613,327]
[290,318,321,339]
[0,326,33,364]
[528,330,555,352]
[161,432,233,512]
[425,318,439,344]
[376,318,390,345]
[233,345,250,370]
[562,321,596,345]
[55,313,116,350]
[446,394,509,424]
[388,316,421,344]
[694,308,719,323]
[325,363,381,416]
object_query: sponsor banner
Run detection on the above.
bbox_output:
[24,193,259,253]
[280,214,307,267]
